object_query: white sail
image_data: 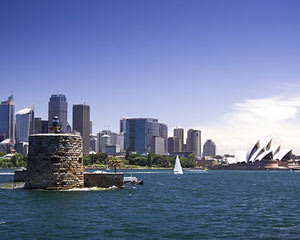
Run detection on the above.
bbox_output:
[174,155,183,174]
[106,160,109,171]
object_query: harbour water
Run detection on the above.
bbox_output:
[1,169,300,239]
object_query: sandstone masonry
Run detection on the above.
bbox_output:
[25,133,85,190]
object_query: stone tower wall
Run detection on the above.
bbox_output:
[25,134,84,190]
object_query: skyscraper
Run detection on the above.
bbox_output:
[97,130,125,154]
[124,118,161,154]
[186,129,193,152]
[34,118,48,134]
[203,139,216,157]
[117,134,125,153]
[0,94,15,142]
[173,137,182,153]
[119,118,128,153]
[120,117,127,134]
[174,127,184,152]
[89,121,93,135]
[186,129,201,157]
[168,136,183,155]
[48,94,68,132]
[159,123,168,153]
[151,137,165,155]
[168,137,174,155]
[89,135,97,152]
[101,134,111,153]
[15,105,34,143]
[73,104,90,155]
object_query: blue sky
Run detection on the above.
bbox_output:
[1,0,300,153]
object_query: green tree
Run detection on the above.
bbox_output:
[188,153,196,161]
[178,154,196,168]
[94,153,108,165]
[0,153,27,168]
[147,153,152,167]
[83,155,90,165]
[11,154,17,166]
[108,156,122,173]
[151,154,170,168]
[125,150,130,160]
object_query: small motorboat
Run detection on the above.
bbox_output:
[124,176,143,185]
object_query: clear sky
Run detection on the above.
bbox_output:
[1,0,300,154]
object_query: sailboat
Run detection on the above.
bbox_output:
[174,155,183,174]
[106,159,110,171]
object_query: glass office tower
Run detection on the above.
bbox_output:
[0,95,15,142]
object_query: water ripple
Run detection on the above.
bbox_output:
[1,169,300,239]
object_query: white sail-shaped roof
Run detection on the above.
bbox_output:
[256,149,273,161]
[264,138,272,151]
[232,138,292,165]
[273,149,292,161]
[249,138,273,162]
[271,144,281,156]
[249,147,265,162]
[247,140,260,162]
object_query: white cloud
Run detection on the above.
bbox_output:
[197,96,300,155]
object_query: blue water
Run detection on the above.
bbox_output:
[1,169,300,239]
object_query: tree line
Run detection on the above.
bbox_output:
[0,153,27,168]
[84,151,196,168]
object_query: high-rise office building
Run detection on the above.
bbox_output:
[90,121,93,135]
[97,130,124,154]
[120,117,127,134]
[151,137,165,155]
[0,94,15,142]
[168,136,184,155]
[89,135,97,152]
[34,118,48,134]
[101,134,111,153]
[15,105,34,143]
[73,104,90,155]
[15,142,28,155]
[168,137,174,155]
[119,118,127,153]
[117,134,125,153]
[48,94,68,132]
[159,123,168,153]
[97,130,110,153]
[124,118,161,154]
[174,127,184,152]
[186,129,196,152]
[186,129,201,157]
[173,137,182,153]
[203,139,216,157]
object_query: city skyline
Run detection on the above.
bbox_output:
[1,1,300,154]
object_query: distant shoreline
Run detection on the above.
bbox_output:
[1,166,298,171]
[85,165,173,170]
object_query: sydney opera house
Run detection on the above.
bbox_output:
[222,139,294,170]
[234,139,293,163]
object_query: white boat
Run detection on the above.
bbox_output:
[124,176,143,185]
[106,160,110,171]
[174,155,183,174]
